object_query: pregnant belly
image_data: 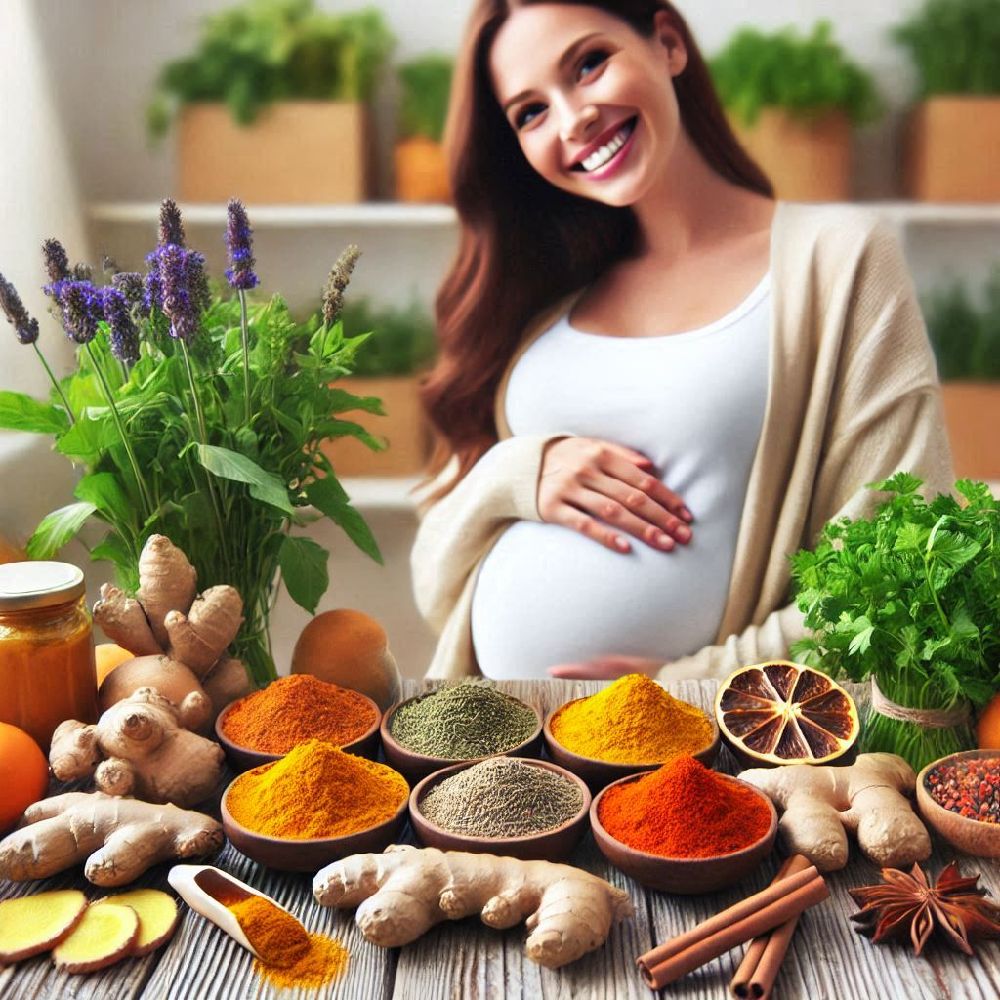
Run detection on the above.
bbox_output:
[471,520,733,680]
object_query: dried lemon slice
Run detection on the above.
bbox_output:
[715,660,859,766]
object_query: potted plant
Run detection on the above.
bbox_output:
[925,267,1000,479]
[147,0,395,203]
[323,298,436,477]
[893,0,1000,201]
[394,54,453,203]
[0,199,383,685]
[709,22,881,201]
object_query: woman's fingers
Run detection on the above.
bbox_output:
[599,452,693,523]
[570,487,678,551]
[550,502,634,553]
[585,473,692,545]
[548,654,663,679]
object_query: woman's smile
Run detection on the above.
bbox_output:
[569,116,639,179]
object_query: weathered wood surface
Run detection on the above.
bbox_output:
[1,678,999,1000]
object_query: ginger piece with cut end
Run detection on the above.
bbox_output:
[93,583,163,657]
[93,890,178,956]
[164,585,243,676]
[98,655,213,733]
[138,535,198,649]
[0,791,224,887]
[0,889,87,962]
[738,752,932,872]
[314,844,634,969]
[52,902,139,973]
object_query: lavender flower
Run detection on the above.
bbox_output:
[111,271,145,312]
[102,287,140,364]
[224,199,259,290]
[0,273,40,344]
[322,244,361,326]
[71,262,93,282]
[57,280,104,344]
[158,198,186,248]
[41,239,70,284]
[156,244,210,341]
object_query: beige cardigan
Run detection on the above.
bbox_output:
[411,203,955,681]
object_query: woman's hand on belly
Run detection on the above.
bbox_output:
[537,437,693,554]
[547,654,664,679]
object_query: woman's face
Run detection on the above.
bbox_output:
[489,4,688,207]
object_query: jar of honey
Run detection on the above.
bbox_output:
[0,561,99,751]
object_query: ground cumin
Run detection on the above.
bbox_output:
[550,673,713,764]
[225,738,409,838]
[220,674,377,753]
[226,894,348,988]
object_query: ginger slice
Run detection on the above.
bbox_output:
[52,902,139,973]
[0,889,87,962]
[93,890,179,956]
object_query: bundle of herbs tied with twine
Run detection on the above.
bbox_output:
[791,473,1000,770]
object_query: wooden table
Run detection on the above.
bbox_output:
[2,678,999,1000]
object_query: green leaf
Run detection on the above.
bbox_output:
[74,472,133,526]
[306,478,382,564]
[195,444,294,515]
[847,617,875,656]
[56,414,117,462]
[278,535,329,614]
[90,533,138,589]
[928,528,981,570]
[26,502,97,559]
[0,390,69,434]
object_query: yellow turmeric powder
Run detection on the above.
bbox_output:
[225,739,409,839]
[226,894,348,988]
[550,673,712,764]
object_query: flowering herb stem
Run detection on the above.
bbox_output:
[238,288,252,424]
[32,342,76,424]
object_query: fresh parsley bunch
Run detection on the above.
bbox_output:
[791,473,1000,769]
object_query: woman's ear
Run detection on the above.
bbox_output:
[652,9,688,76]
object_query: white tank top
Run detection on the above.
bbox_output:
[471,273,772,679]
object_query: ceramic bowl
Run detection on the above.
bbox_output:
[409,758,591,863]
[590,771,777,894]
[380,694,543,784]
[543,702,721,791]
[220,770,407,872]
[916,750,1000,858]
[214,690,381,772]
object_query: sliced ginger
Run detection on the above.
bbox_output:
[93,889,178,956]
[0,889,87,962]
[53,902,139,973]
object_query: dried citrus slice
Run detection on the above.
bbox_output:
[715,660,859,766]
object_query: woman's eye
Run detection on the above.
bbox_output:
[515,103,545,129]
[577,49,609,80]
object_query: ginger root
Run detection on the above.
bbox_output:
[99,654,213,732]
[50,687,224,808]
[313,844,634,969]
[52,902,139,973]
[0,889,87,962]
[738,752,932,872]
[0,792,224,887]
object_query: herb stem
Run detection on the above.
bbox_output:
[33,343,76,424]
[238,288,252,425]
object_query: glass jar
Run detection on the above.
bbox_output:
[0,561,99,751]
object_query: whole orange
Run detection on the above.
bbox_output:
[0,722,49,833]
[977,692,1000,749]
[95,643,135,686]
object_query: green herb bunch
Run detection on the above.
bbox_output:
[341,298,436,377]
[147,0,395,139]
[924,267,1000,381]
[709,21,882,127]
[0,200,384,687]
[397,55,454,143]
[791,473,1000,769]
[893,0,1000,97]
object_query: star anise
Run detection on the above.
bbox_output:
[849,862,1000,956]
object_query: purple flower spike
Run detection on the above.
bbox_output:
[158,198,186,248]
[111,271,145,312]
[103,288,140,364]
[41,239,70,284]
[157,243,209,341]
[56,280,104,344]
[224,199,259,290]
[0,273,40,345]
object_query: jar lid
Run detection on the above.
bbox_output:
[0,562,86,611]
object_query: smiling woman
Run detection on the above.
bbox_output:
[411,0,954,682]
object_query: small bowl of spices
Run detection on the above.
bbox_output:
[221,738,409,871]
[917,751,1000,858]
[544,674,720,790]
[381,681,543,783]
[409,757,591,862]
[216,674,381,772]
[591,755,777,894]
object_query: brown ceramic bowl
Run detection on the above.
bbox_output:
[380,693,543,784]
[916,750,1000,858]
[409,758,591,863]
[543,701,720,791]
[214,690,381,772]
[590,771,777,894]
[220,768,407,872]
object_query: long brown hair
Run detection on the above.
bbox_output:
[421,0,772,492]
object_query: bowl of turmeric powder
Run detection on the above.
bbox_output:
[543,675,720,791]
[215,674,381,772]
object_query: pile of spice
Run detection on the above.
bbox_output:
[226,739,408,839]
[598,755,772,858]
[926,756,1000,823]
[390,682,538,759]
[220,674,377,754]
[420,757,584,838]
[549,673,712,764]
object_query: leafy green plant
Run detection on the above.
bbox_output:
[709,21,882,126]
[397,55,454,142]
[341,298,436,377]
[925,267,1000,381]
[147,0,395,139]
[791,473,1000,770]
[893,0,1000,96]
[0,201,383,687]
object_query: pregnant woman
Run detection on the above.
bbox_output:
[412,0,953,681]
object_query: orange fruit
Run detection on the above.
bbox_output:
[715,660,859,767]
[0,722,50,833]
[95,643,135,687]
[976,692,1000,749]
